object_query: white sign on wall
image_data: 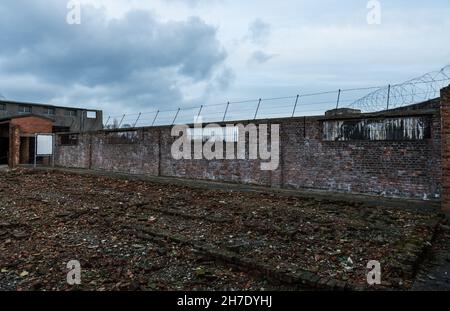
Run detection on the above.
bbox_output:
[36,134,54,156]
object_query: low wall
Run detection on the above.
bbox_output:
[54,91,448,202]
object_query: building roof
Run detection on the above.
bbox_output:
[0,99,100,112]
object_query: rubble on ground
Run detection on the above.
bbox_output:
[0,169,442,290]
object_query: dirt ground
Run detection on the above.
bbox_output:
[412,224,450,290]
[0,169,443,291]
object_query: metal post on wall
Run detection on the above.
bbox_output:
[104,116,111,128]
[292,94,300,118]
[172,108,180,125]
[118,114,125,128]
[151,110,160,127]
[336,89,341,109]
[254,98,261,120]
[223,102,230,122]
[386,84,391,110]
[133,113,141,128]
[196,105,203,123]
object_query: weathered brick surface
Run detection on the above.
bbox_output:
[54,133,92,169]
[54,98,444,201]
[10,116,53,134]
[440,85,450,213]
[281,116,441,199]
[90,130,160,175]
[8,125,20,168]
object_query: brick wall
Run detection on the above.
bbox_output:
[440,85,450,212]
[55,99,444,202]
[10,116,53,134]
[54,133,92,169]
[8,125,20,168]
[90,130,160,175]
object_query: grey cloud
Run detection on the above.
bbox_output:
[248,51,277,64]
[165,0,224,8]
[205,67,236,95]
[0,0,231,112]
[247,19,271,45]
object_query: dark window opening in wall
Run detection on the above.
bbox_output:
[44,107,55,115]
[60,134,79,146]
[0,104,5,111]
[106,131,139,144]
[87,111,97,119]
[53,126,71,133]
[0,136,8,164]
[18,105,32,113]
[65,110,77,117]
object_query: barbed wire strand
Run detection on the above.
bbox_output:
[105,66,450,128]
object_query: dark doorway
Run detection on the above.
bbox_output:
[29,137,37,164]
[0,137,8,165]
[0,124,9,165]
[20,137,30,164]
[18,136,38,165]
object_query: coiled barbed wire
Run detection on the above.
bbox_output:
[350,65,450,112]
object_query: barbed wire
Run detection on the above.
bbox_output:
[350,65,450,111]
[104,66,450,129]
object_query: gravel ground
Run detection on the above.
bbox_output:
[0,169,442,290]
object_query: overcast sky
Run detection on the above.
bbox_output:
[0,0,449,118]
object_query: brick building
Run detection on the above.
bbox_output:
[0,115,54,166]
[0,100,103,133]
[0,100,103,167]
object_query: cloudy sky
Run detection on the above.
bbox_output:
[0,0,449,119]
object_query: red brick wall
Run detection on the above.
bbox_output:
[8,125,20,168]
[440,85,450,212]
[10,116,53,135]
[54,97,444,202]
[155,114,441,200]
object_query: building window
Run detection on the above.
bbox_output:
[44,107,55,115]
[18,105,32,113]
[65,110,77,117]
[0,104,5,111]
[53,126,71,133]
[86,111,97,119]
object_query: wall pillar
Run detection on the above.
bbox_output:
[440,85,450,213]
[8,125,20,168]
